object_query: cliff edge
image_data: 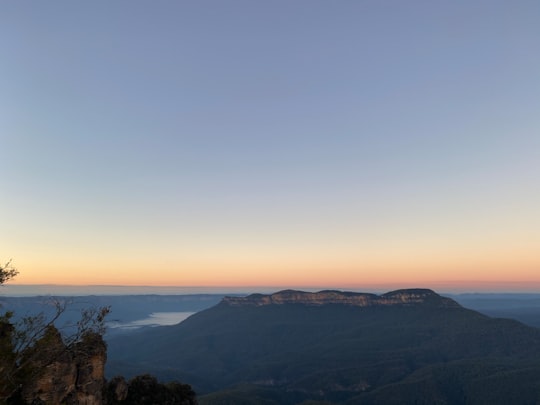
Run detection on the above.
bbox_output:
[222,288,460,308]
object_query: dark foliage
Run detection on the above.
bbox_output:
[105,374,197,405]
[2,261,197,404]
[0,260,18,285]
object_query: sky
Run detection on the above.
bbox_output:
[1,1,539,291]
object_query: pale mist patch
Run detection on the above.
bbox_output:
[108,312,194,330]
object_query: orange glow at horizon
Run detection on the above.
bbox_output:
[9,250,540,291]
[4,211,539,291]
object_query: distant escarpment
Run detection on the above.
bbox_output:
[222,288,460,308]
[108,287,540,404]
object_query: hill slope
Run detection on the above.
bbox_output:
[107,289,540,404]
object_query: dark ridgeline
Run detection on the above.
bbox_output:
[108,289,540,404]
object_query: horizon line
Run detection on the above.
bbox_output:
[4,282,540,296]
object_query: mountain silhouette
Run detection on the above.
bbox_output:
[107,289,540,404]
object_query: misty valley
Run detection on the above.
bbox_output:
[3,289,540,404]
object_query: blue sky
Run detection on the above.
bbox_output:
[1,1,539,288]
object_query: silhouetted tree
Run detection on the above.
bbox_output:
[0,260,110,402]
[0,260,18,285]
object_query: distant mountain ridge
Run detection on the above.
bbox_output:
[222,288,460,308]
[107,288,540,404]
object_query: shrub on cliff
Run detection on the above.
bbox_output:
[1,260,198,404]
[105,374,197,405]
[1,261,110,403]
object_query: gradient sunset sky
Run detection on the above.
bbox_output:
[1,1,539,290]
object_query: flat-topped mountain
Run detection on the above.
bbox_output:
[222,288,460,308]
[107,288,540,404]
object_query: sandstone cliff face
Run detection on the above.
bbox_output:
[20,327,106,405]
[222,288,460,308]
[2,324,198,404]
[0,320,16,399]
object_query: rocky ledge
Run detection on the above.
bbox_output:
[222,288,460,308]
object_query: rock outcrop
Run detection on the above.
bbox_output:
[1,322,198,404]
[18,326,106,405]
[222,288,460,308]
[0,319,16,399]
